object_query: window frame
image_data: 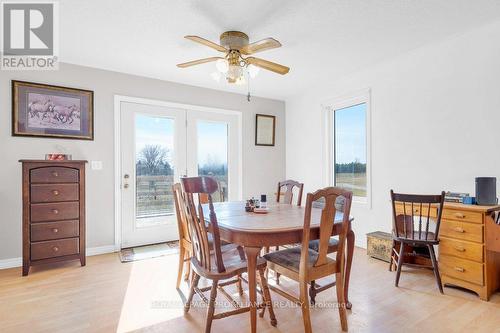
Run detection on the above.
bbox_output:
[323,89,371,207]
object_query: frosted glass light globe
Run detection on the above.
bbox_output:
[215,59,229,73]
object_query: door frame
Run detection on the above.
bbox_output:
[113,95,243,250]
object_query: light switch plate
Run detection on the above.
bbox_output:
[91,161,103,170]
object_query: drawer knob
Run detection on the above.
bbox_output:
[454,213,465,219]
[51,171,59,177]
[454,246,465,252]
[52,209,59,214]
[53,246,59,252]
[53,228,59,233]
[453,227,465,233]
[454,266,465,273]
[52,190,60,196]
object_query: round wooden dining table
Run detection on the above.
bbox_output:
[204,201,355,333]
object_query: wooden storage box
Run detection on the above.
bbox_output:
[367,231,392,262]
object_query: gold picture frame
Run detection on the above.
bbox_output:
[12,80,94,140]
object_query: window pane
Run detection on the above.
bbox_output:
[135,115,175,225]
[334,103,367,197]
[197,121,228,202]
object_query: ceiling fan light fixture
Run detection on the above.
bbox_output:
[235,75,246,85]
[210,71,221,82]
[247,64,260,78]
[227,64,243,82]
[215,58,229,73]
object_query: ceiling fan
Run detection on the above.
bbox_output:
[177,31,289,84]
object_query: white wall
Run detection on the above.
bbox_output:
[286,21,500,248]
[0,63,285,261]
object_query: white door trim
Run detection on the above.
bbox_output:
[113,95,243,250]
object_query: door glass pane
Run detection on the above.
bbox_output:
[135,114,175,226]
[197,121,228,202]
[334,103,367,197]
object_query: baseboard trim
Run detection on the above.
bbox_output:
[0,245,117,270]
[0,257,22,270]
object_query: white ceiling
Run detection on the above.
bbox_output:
[60,0,500,100]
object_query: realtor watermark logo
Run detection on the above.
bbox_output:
[1,1,59,70]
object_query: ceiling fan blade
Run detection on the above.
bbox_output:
[177,57,224,68]
[245,57,289,75]
[240,38,281,55]
[184,35,227,52]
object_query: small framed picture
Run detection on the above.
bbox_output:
[255,114,276,146]
[12,80,94,140]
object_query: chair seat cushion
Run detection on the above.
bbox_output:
[308,237,339,253]
[192,250,266,279]
[263,247,320,272]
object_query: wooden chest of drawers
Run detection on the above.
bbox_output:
[396,201,500,300]
[438,203,500,301]
[20,160,87,276]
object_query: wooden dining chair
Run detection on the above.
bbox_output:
[264,187,353,332]
[173,182,243,289]
[277,179,304,206]
[307,195,349,304]
[388,190,445,293]
[181,176,276,333]
[173,183,192,288]
[270,179,305,283]
[199,177,224,203]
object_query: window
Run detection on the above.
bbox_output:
[327,92,370,203]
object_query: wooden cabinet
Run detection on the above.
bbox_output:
[21,160,86,276]
[395,202,500,300]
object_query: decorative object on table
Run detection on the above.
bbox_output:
[245,197,262,212]
[20,159,87,276]
[255,114,276,146]
[475,177,497,206]
[253,207,269,214]
[366,231,392,262]
[444,191,470,203]
[12,80,94,140]
[245,200,253,212]
[260,194,267,208]
[45,153,72,161]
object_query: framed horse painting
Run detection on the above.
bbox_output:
[12,80,94,140]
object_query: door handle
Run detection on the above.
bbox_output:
[123,174,130,189]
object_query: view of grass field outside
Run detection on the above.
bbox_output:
[135,115,175,220]
[134,116,229,222]
[334,103,367,197]
[197,121,228,202]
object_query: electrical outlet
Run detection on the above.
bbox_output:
[91,161,103,170]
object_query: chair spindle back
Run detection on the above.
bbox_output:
[390,190,445,241]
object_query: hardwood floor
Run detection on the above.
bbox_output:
[1,248,499,333]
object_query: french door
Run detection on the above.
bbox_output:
[120,101,240,248]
